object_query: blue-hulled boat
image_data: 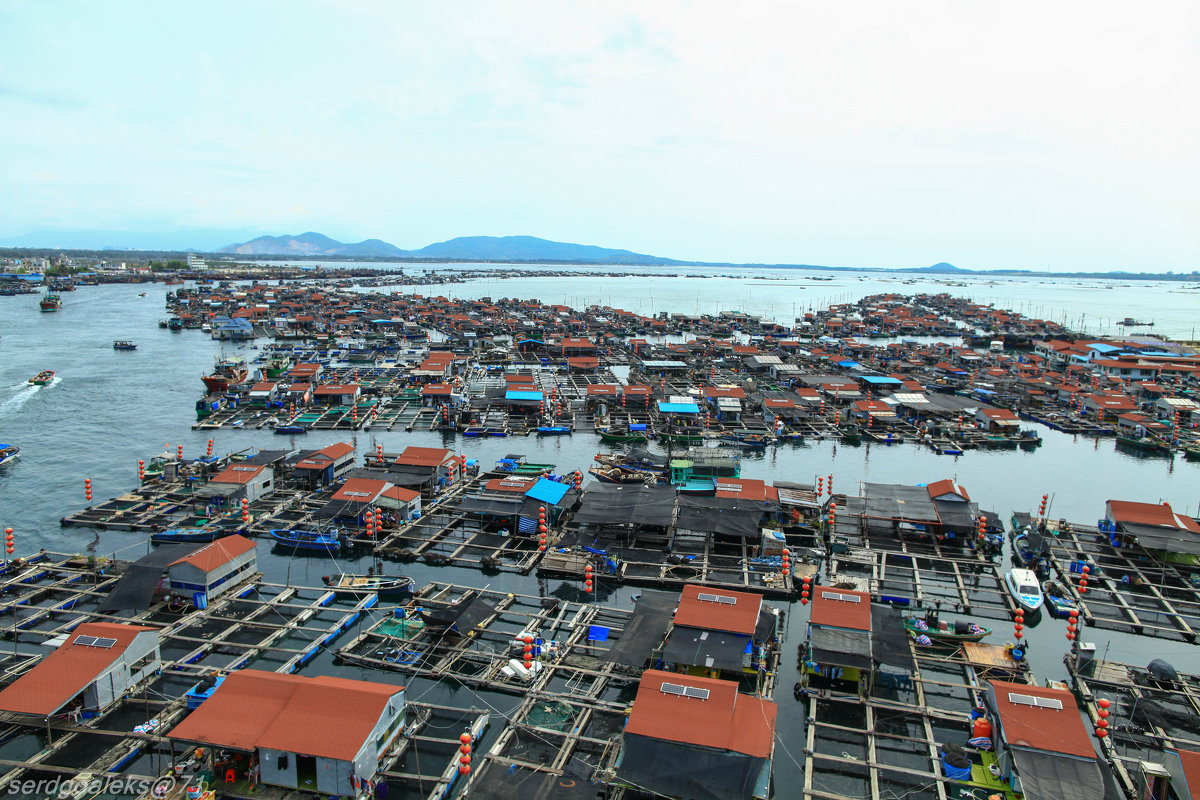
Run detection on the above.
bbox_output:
[1042,579,1077,618]
[536,426,572,436]
[151,528,221,544]
[269,528,343,551]
[274,425,308,435]
[0,444,18,468]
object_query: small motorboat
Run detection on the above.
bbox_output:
[323,573,415,596]
[274,425,308,435]
[904,613,990,643]
[269,528,344,552]
[0,444,19,468]
[598,427,649,443]
[1005,567,1044,613]
[151,527,223,544]
[29,370,55,385]
[112,340,138,350]
[1042,579,1077,618]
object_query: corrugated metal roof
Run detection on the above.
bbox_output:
[0,623,158,716]
[623,669,776,757]
[167,669,403,761]
[525,478,569,506]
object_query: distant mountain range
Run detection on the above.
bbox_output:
[218,232,681,264]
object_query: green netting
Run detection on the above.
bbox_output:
[378,618,425,638]
[525,701,574,732]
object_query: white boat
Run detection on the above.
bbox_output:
[0,444,18,467]
[1005,567,1044,612]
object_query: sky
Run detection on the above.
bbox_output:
[1,1,1198,271]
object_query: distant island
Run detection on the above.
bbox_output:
[0,230,1196,280]
[218,232,683,265]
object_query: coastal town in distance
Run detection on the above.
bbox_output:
[0,249,1197,800]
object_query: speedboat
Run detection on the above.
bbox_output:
[29,370,54,385]
[1005,567,1044,613]
[0,444,18,467]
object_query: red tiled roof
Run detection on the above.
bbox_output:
[167,669,403,761]
[566,357,599,368]
[672,584,762,635]
[332,478,390,503]
[0,623,158,715]
[314,384,359,395]
[624,670,776,757]
[809,587,871,631]
[586,384,619,396]
[1178,750,1200,799]
[926,479,970,502]
[421,383,453,395]
[485,477,536,493]
[210,464,267,485]
[989,680,1093,757]
[170,536,255,573]
[1108,500,1200,533]
[394,446,455,468]
[382,486,420,504]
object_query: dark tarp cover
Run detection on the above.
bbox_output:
[97,544,199,613]
[932,498,976,531]
[1119,522,1200,555]
[861,483,939,523]
[314,499,365,519]
[810,626,872,670]
[385,464,436,486]
[676,495,773,539]
[1011,749,1105,800]
[617,733,769,800]
[572,483,676,527]
[755,608,776,642]
[663,626,748,671]
[1012,511,1033,529]
[870,604,915,672]
[422,595,496,632]
[463,760,594,800]
[601,592,675,666]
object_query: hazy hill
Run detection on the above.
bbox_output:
[218,232,409,257]
[411,235,675,264]
[217,232,678,263]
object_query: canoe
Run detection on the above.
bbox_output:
[904,616,990,643]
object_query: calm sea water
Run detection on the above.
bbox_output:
[0,271,1197,793]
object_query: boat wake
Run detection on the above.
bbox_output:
[0,384,41,415]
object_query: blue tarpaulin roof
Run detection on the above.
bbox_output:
[836,360,864,369]
[506,390,544,401]
[658,401,700,413]
[861,376,902,385]
[526,478,569,505]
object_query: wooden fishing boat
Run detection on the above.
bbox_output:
[1116,435,1174,456]
[151,528,222,544]
[39,293,62,312]
[718,431,773,448]
[598,427,649,443]
[904,616,991,642]
[323,573,415,596]
[269,528,344,552]
[29,370,55,385]
[838,425,863,444]
[658,431,704,444]
[588,465,654,484]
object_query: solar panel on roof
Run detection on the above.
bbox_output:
[74,635,117,648]
[683,686,710,700]
[660,682,688,696]
[696,592,737,605]
[821,591,862,603]
[1008,692,1063,710]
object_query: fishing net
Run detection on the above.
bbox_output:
[378,617,424,638]
[525,701,574,732]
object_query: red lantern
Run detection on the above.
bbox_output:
[1069,609,1079,619]
[459,765,470,775]
[1096,728,1107,739]
[1098,708,1109,718]
[460,733,472,745]
[1066,632,1075,640]
[1014,630,1023,639]
[459,754,471,765]
[1098,698,1110,709]
[1014,623,1023,632]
